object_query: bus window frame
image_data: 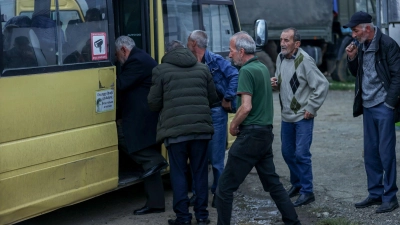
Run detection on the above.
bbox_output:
[198,0,240,34]
[198,0,240,56]
[0,0,116,78]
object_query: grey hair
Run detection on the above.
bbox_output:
[166,40,185,52]
[115,36,135,51]
[282,27,301,42]
[230,31,256,54]
[189,30,208,49]
[360,22,374,30]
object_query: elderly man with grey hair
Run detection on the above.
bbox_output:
[345,11,400,213]
[187,30,238,208]
[115,35,168,216]
[215,32,301,225]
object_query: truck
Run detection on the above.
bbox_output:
[235,0,400,82]
[235,0,333,78]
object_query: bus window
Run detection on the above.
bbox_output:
[117,0,143,49]
[202,4,234,53]
[65,5,109,63]
[1,0,111,74]
[162,0,201,50]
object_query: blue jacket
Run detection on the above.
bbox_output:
[204,50,238,112]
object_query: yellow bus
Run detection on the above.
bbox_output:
[0,0,240,224]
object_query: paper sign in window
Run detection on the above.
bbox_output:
[91,32,108,61]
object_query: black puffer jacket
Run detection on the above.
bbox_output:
[348,28,400,120]
[148,47,219,143]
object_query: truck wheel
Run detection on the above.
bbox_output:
[337,52,355,82]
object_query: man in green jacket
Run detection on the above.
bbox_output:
[148,40,219,225]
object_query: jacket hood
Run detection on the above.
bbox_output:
[161,47,198,67]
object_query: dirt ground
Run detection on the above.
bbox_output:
[17,90,400,225]
[241,90,400,225]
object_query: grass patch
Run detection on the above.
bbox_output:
[317,218,359,225]
[329,80,355,91]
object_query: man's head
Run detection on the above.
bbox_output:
[86,8,102,22]
[166,40,185,53]
[187,30,208,53]
[228,31,256,67]
[280,27,300,58]
[115,36,135,65]
[343,11,374,44]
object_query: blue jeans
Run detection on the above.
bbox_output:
[216,126,300,225]
[281,119,314,194]
[363,103,398,202]
[208,106,228,194]
[167,139,209,222]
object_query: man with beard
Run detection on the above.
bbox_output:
[271,27,329,207]
[115,36,168,215]
[345,11,400,213]
[215,31,301,225]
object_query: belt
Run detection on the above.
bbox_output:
[239,124,273,130]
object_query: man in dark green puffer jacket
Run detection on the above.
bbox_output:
[148,40,219,225]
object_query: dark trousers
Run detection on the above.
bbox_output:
[118,123,166,208]
[130,145,166,208]
[216,127,300,225]
[363,103,398,202]
[167,139,209,222]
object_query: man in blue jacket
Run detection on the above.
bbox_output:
[187,30,238,207]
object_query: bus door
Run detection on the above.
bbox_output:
[0,0,117,224]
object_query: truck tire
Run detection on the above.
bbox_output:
[336,52,355,82]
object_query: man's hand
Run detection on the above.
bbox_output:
[304,110,314,119]
[229,122,239,136]
[222,98,232,112]
[345,41,358,60]
[271,77,278,87]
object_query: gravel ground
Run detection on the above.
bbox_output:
[16,90,400,225]
[228,90,400,225]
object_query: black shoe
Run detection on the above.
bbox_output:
[133,206,165,215]
[211,194,216,208]
[293,193,315,207]
[287,186,301,198]
[168,219,192,225]
[140,161,169,179]
[376,200,399,213]
[354,197,382,208]
[197,218,210,225]
[189,194,196,207]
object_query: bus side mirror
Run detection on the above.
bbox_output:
[254,19,268,47]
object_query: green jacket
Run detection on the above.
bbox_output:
[148,47,219,143]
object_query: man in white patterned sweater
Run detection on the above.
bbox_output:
[271,27,329,207]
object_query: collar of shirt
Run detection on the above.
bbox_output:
[280,50,297,61]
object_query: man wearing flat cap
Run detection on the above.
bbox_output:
[345,11,400,213]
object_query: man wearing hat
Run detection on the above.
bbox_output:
[345,11,400,213]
